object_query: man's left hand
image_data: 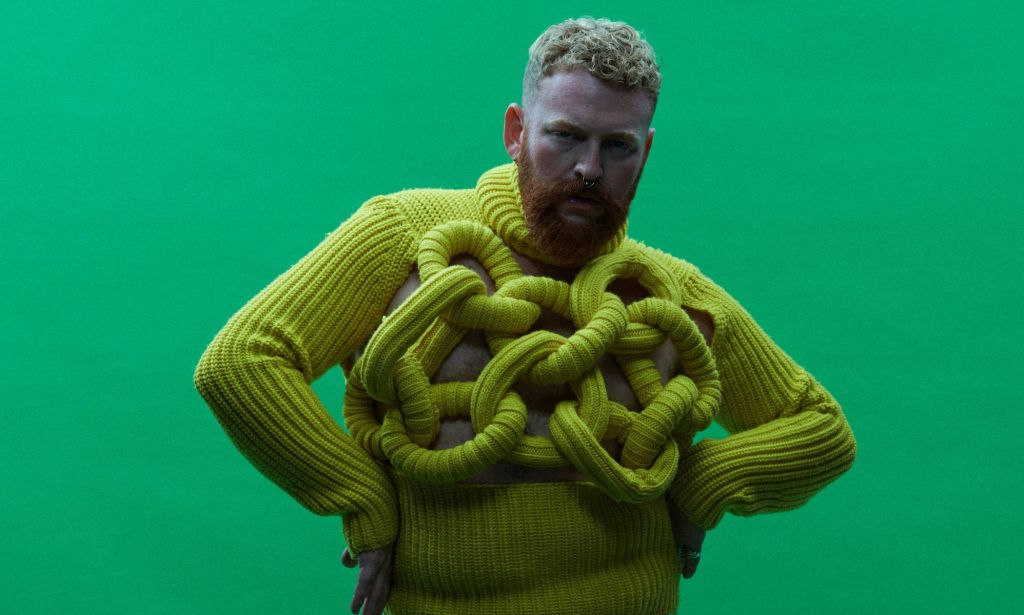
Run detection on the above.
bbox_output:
[667,499,706,579]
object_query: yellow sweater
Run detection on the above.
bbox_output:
[194,163,856,614]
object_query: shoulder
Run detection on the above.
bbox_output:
[620,238,748,342]
[338,186,480,256]
[368,187,481,234]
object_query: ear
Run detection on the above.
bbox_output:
[641,127,655,167]
[503,103,524,160]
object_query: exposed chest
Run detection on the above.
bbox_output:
[379,252,686,482]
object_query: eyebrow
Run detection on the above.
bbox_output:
[546,119,641,145]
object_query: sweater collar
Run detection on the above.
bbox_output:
[475,163,627,266]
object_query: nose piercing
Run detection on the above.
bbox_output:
[582,178,597,189]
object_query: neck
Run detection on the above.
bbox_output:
[510,250,581,282]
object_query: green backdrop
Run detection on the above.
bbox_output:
[3,1,1021,613]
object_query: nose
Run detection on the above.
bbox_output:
[574,140,602,184]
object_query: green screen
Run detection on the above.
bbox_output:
[4,1,1021,613]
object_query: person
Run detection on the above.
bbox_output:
[194,17,856,615]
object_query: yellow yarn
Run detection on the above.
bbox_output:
[193,162,857,600]
[344,219,721,504]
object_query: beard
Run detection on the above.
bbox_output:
[516,141,639,265]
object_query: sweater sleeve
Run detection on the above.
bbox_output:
[193,196,415,554]
[667,265,857,530]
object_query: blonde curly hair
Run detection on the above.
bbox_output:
[523,17,661,107]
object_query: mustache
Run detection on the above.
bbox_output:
[541,178,618,210]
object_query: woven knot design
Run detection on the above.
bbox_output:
[344,221,721,503]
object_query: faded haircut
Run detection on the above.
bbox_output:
[523,17,661,108]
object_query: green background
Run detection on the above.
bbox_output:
[3,1,1021,613]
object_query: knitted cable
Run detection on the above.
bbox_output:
[344,220,721,504]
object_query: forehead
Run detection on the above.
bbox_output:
[529,68,654,135]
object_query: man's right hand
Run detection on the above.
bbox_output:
[341,546,394,615]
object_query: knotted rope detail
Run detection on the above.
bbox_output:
[344,221,720,503]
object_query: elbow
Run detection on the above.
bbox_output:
[803,376,857,477]
[838,415,857,475]
[193,346,217,401]
[819,405,857,480]
[825,388,857,476]
[193,332,243,408]
[193,346,223,408]
[193,314,274,405]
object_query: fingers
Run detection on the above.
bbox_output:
[363,551,393,615]
[682,521,706,579]
[682,518,706,553]
[350,569,367,614]
[667,500,706,580]
[349,553,374,613]
[341,548,357,569]
[348,549,393,615]
[681,546,701,579]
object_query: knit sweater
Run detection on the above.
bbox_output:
[194,163,856,614]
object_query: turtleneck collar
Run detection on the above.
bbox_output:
[474,163,628,267]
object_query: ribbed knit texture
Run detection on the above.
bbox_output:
[385,472,677,615]
[194,196,416,552]
[345,216,720,506]
[194,163,856,611]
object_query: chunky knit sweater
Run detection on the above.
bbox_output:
[194,163,856,614]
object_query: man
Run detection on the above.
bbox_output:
[195,17,855,615]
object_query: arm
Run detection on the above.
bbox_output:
[668,264,857,531]
[193,196,414,554]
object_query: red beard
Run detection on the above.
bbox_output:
[516,144,638,265]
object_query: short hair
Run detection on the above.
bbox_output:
[523,17,661,107]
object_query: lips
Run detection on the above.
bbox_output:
[560,195,603,220]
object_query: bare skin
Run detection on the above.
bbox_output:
[346,252,714,614]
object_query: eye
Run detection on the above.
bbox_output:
[553,130,575,140]
[607,139,635,153]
